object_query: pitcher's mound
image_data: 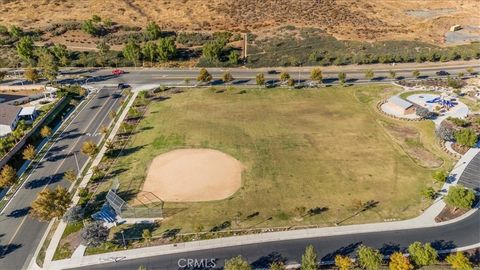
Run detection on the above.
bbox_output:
[143,149,243,202]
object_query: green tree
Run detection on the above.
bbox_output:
[222,71,234,84]
[338,72,346,86]
[0,165,17,188]
[197,68,212,83]
[421,187,436,200]
[9,25,23,38]
[142,229,152,243]
[280,72,290,83]
[123,39,141,67]
[145,21,161,40]
[16,36,35,64]
[82,20,98,36]
[301,245,318,270]
[0,71,6,83]
[446,252,473,270]
[389,70,396,79]
[432,170,448,183]
[357,245,382,270]
[389,252,413,270]
[444,185,476,210]
[269,261,286,270]
[36,47,58,82]
[96,40,110,65]
[22,144,36,160]
[224,256,251,270]
[310,68,323,84]
[157,37,176,61]
[64,169,77,182]
[51,44,70,66]
[335,255,353,270]
[30,186,71,221]
[256,73,265,88]
[25,68,40,83]
[142,41,157,63]
[40,126,52,138]
[454,128,478,147]
[91,15,102,23]
[364,69,375,80]
[407,242,437,267]
[81,140,99,158]
[202,39,226,62]
[228,50,240,64]
[412,70,420,78]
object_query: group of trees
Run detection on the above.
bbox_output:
[437,117,479,148]
[223,243,474,270]
[123,37,177,66]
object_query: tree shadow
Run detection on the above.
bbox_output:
[162,228,181,238]
[251,251,287,268]
[0,244,22,259]
[321,242,362,261]
[232,79,250,85]
[25,173,63,189]
[379,242,402,255]
[6,207,31,218]
[210,221,231,232]
[110,145,145,158]
[308,207,329,216]
[430,240,456,251]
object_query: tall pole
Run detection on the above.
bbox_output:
[244,33,248,60]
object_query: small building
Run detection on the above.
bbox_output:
[0,104,22,137]
[450,25,462,32]
[384,96,416,115]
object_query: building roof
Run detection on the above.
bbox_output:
[0,104,21,126]
[388,96,413,109]
[19,106,36,116]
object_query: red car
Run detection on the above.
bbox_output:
[112,69,125,76]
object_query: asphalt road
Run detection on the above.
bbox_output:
[78,211,480,270]
[70,62,480,88]
[0,87,123,270]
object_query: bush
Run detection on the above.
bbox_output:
[432,170,448,183]
[454,128,478,147]
[407,242,438,266]
[447,117,469,127]
[357,245,382,270]
[444,185,476,210]
[81,221,109,247]
[63,205,84,223]
[436,121,456,141]
[446,252,473,270]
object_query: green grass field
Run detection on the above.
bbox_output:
[110,85,453,234]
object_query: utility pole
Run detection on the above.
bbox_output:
[244,33,248,61]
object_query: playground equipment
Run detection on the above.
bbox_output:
[426,97,455,108]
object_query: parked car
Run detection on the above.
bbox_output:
[267,70,278,74]
[117,83,129,89]
[112,69,125,76]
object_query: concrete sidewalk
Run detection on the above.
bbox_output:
[45,147,480,270]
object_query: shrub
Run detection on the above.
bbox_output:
[81,221,109,247]
[446,252,473,270]
[389,252,413,270]
[432,170,448,183]
[444,185,476,210]
[407,242,437,266]
[454,128,478,147]
[357,245,382,270]
[436,121,456,141]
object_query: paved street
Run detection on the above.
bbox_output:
[0,87,123,270]
[78,211,480,270]
[53,61,479,88]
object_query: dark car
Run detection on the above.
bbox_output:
[436,70,450,76]
[267,70,278,74]
[117,83,130,89]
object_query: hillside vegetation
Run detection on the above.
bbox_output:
[0,0,478,43]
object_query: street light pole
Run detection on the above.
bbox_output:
[121,230,126,249]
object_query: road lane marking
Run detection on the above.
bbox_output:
[1,88,118,248]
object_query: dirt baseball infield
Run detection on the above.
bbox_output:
[142,149,243,202]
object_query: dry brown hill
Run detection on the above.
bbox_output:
[0,0,478,43]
